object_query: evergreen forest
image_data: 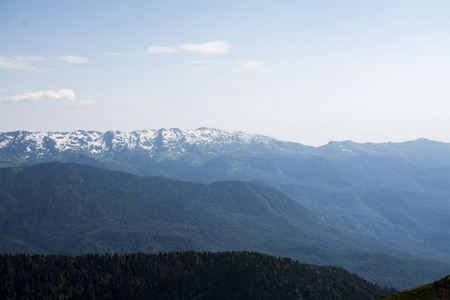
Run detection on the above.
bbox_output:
[0,251,396,300]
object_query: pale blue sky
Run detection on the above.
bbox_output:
[1,0,450,146]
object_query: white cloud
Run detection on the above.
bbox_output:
[0,55,46,70]
[56,56,88,63]
[143,46,178,54]
[68,99,96,108]
[0,89,76,103]
[142,41,231,55]
[239,61,265,71]
[180,41,231,54]
[1,88,96,108]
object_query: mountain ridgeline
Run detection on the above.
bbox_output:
[0,162,449,291]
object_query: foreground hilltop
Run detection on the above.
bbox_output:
[381,275,450,300]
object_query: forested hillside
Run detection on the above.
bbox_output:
[0,162,448,290]
[0,251,396,300]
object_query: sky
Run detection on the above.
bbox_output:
[1,0,450,146]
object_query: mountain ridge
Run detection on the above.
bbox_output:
[0,127,450,169]
[1,128,445,147]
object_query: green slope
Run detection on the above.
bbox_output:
[380,275,450,300]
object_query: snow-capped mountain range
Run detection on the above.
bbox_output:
[0,128,290,159]
[1,127,450,170]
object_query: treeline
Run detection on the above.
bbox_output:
[0,251,395,299]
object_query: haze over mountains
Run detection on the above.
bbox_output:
[1,128,450,290]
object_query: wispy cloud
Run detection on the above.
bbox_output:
[0,56,46,70]
[0,55,88,69]
[0,89,76,103]
[143,41,232,55]
[0,88,96,108]
[181,41,231,54]
[239,61,271,72]
[56,56,88,63]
